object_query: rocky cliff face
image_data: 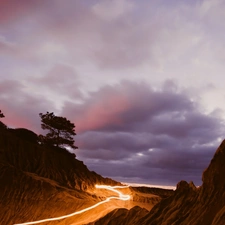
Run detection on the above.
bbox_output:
[90,139,225,225]
[0,127,120,225]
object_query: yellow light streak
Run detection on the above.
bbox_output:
[14,185,130,225]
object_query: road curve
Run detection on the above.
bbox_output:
[14,185,130,225]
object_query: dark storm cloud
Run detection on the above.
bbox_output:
[64,80,224,186]
[80,143,216,186]
[76,131,152,158]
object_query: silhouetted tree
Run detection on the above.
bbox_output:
[0,110,6,129]
[0,110,4,118]
[39,112,78,150]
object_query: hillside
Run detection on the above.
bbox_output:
[0,126,120,225]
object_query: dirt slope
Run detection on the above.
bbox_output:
[0,127,120,225]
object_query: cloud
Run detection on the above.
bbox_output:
[31,63,83,99]
[63,80,225,185]
[1,0,225,186]
[0,0,47,26]
[64,80,195,133]
[0,79,55,132]
[2,0,224,74]
[92,0,135,21]
[0,36,17,55]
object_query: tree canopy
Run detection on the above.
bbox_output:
[0,110,6,129]
[39,112,78,150]
[0,110,4,118]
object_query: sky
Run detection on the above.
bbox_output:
[0,0,225,186]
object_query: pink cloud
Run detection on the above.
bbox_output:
[0,0,45,25]
[75,93,130,132]
[62,80,200,135]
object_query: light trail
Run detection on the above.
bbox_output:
[14,185,130,225]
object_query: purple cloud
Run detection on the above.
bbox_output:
[61,80,224,185]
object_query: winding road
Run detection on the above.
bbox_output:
[14,185,131,225]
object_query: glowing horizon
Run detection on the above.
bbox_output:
[123,182,176,190]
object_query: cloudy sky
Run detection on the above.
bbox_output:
[1,0,225,186]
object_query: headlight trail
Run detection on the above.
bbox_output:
[14,185,130,225]
[95,185,130,201]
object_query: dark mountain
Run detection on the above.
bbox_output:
[0,126,120,225]
[88,139,225,225]
[130,186,174,199]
